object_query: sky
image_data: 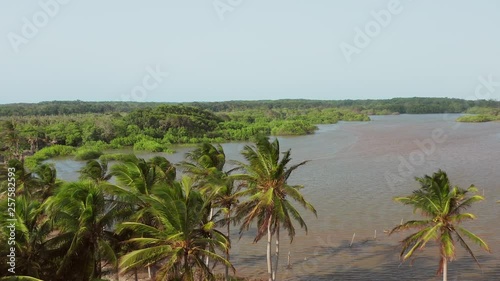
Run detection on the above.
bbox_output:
[1,0,500,104]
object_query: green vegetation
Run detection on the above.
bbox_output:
[0,139,316,281]
[74,149,103,160]
[456,106,500,122]
[2,98,499,164]
[1,101,373,163]
[98,153,139,162]
[390,170,490,281]
[235,137,317,281]
[0,136,495,280]
[3,98,499,117]
[456,114,499,122]
[24,145,76,169]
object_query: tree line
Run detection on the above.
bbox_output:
[0,104,369,167]
[1,98,499,117]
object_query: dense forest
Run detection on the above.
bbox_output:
[0,98,498,168]
[1,98,499,117]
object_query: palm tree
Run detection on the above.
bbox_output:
[44,180,123,281]
[79,159,112,183]
[0,120,22,161]
[181,143,240,280]
[32,163,62,200]
[4,159,38,198]
[118,176,233,281]
[148,156,176,184]
[235,136,317,281]
[108,156,177,279]
[107,156,178,224]
[390,170,490,281]
[0,195,53,279]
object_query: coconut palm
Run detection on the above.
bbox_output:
[181,143,240,280]
[235,136,317,281]
[390,170,490,281]
[148,156,176,184]
[44,180,124,281]
[108,156,177,279]
[79,159,112,183]
[32,163,62,200]
[181,143,226,179]
[0,195,53,279]
[4,159,38,198]
[107,156,177,223]
[118,176,233,281]
[0,120,22,161]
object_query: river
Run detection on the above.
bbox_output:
[48,114,500,280]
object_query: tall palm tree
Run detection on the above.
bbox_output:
[390,170,490,281]
[181,143,240,281]
[44,180,123,281]
[118,176,233,281]
[235,136,317,281]
[108,156,177,279]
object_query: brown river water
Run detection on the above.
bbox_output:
[50,114,500,280]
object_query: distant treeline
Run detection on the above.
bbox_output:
[1,97,499,116]
[1,98,498,166]
[0,103,368,166]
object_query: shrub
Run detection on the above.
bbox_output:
[74,149,103,160]
[133,139,165,152]
[24,145,76,169]
[456,114,498,123]
[99,153,138,162]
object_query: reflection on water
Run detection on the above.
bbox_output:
[51,114,500,280]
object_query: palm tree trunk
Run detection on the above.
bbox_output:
[184,249,190,280]
[267,214,273,281]
[272,226,279,281]
[205,207,214,267]
[225,209,231,281]
[442,257,447,281]
[134,269,138,281]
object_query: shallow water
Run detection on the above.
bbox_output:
[50,114,500,280]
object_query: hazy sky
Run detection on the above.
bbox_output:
[1,0,499,104]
